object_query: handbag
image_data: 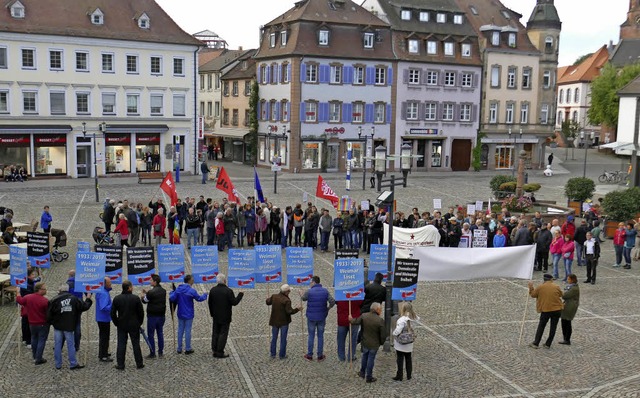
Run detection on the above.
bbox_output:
[154,224,162,233]
[395,320,415,344]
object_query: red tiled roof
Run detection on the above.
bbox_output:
[557,45,609,84]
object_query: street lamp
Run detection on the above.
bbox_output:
[358,126,375,190]
[508,128,514,178]
[580,130,594,178]
[400,143,412,187]
[375,145,387,192]
[82,122,104,203]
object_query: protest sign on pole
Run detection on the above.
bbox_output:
[368,244,395,281]
[228,249,256,288]
[127,247,155,286]
[333,258,365,301]
[334,248,359,260]
[191,246,219,283]
[472,229,488,248]
[466,204,476,216]
[433,199,442,210]
[392,258,419,300]
[27,232,51,268]
[255,245,283,283]
[10,245,28,289]
[77,241,91,252]
[475,201,484,212]
[96,245,123,284]
[286,247,314,285]
[157,244,185,282]
[75,252,107,292]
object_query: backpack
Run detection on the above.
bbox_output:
[395,320,415,345]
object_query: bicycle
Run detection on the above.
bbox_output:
[598,170,617,183]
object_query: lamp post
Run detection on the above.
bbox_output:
[82,122,104,203]
[400,143,412,187]
[358,126,375,190]
[374,145,387,192]
[581,130,594,178]
[271,128,288,194]
[508,128,514,178]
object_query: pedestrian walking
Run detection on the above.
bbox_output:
[40,205,52,234]
[95,277,113,362]
[208,274,244,358]
[266,284,301,359]
[110,280,145,370]
[559,274,580,345]
[301,276,335,361]
[349,302,386,383]
[141,274,166,358]
[548,152,553,166]
[528,274,563,349]
[170,275,208,354]
[201,160,209,184]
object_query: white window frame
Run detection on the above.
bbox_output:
[329,102,341,123]
[173,57,185,77]
[443,103,454,121]
[207,101,212,117]
[566,88,571,103]
[330,65,342,84]
[11,3,24,18]
[75,51,89,72]
[461,43,471,57]
[282,64,290,83]
[281,100,289,121]
[444,42,454,56]
[126,93,140,115]
[22,90,38,113]
[305,102,317,122]
[281,30,288,46]
[508,33,516,48]
[401,10,411,20]
[101,53,114,73]
[150,93,163,116]
[0,90,9,113]
[543,70,552,88]
[408,69,420,85]
[215,101,220,117]
[49,49,63,71]
[269,33,276,48]
[76,91,90,115]
[507,67,516,88]
[138,16,150,29]
[0,47,7,69]
[460,104,472,122]
[491,31,500,46]
[49,91,65,115]
[306,64,318,83]
[490,66,500,88]
[407,102,418,120]
[437,13,446,23]
[375,67,386,85]
[319,30,329,46]
[522,68,531,89]
[102,92,116,115]
[353,66,364,85]
[21,48,36,69]
[520,103,529,124]
[425,102,437,121]
[374,103,385,123]
[427,41,437,55]
[419,11,429,22]
[126,54,139,74]
[408,39,419,54]
[352,102,364,123]
[364,33,375,49]
[444,71,456,86]
[91,12,103,25]
[453,15,463,24]
[461,73,473,87]
[426,71,438,86]
[505,102,514,124]
[541,104,549,124]
[574,88,580,103]
[150,56,163,75]
[489,102,498,123]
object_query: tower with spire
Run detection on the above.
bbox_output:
[620,0,640,40]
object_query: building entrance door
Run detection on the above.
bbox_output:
[327,144,339,171]
[76,146,91,177]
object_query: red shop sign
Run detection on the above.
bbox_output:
[136,134,160,144]
[0,134,30,146]
[324,127,345,135]
[34,134,66,146]
[106,134,131,145]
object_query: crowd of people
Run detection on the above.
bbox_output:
[3,165,28,182]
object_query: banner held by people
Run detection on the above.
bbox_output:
[333,258,365,301]
[286,247,314,285]
[316,175,339,208]
[191,246,219,283]
[27,231,51,268]
[75,252,107,292]
[383,223,441,259]
[392,258,419,301]
[255,245,283,283]
[228,249,256,288]
[96,245,123,284]
[158,244,185,282]
[10,244,27,289]
[127,247,155,286]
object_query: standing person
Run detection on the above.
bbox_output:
[40,205,52,234]
[19,268,40,347]
[613,222,626,267]
[103,200,116,232]
[493,227,506,248]
[559,274,580,345]
[266,284,301,359]
[114,213,129,247]
[244,205,256,246]
[185,207,200,250]
[148,198,167,219]
[583,231,601,284]
[16,282,49,365]
[574,220,589,267]
[200,160,209,184]
[140,207,153,246]
[535,223,552,272]
[169,275,208,354]
[110,280,145,370]
[293,204,304,246]
[152,208,166,246]
[319,209,332,253]
[301,276,335,361]
[206,205,217,246]
[528,274,564,349]
[392,302,418,381]
[332,211,344,251]
[237,205,247,247]
[447,217,462,247]
[336,298,362,362]
[125,204,140,247]
[560,235,575,282]
[561,216,576,239]
[361,273,386,314]
[65,270,84,353]
[141,274,166,358]
[223,208,236,250]
[623,221,637,269]
[548,152,554,166]
[549,230,564,280]
[208,274,244,358]
[146,152,153,172]
[349,302,386,383]
[47,284,92,370]
[95,277,113,362]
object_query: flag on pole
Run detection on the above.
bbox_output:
[160,172,178,206]
[316,175,339,208]
[254,167,265,203]
[173,223,180,244]
[216,166,240,203]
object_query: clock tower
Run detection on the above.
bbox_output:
[620,0,640,40]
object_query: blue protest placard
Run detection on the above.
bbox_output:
[191,246,219,283]
[157,244,185,283]
[255,245,283,283]
[286,247,314,285]
[333,258,365,301]
[96,245,123,284]
[27,231,50,268]
[75,252,107,292]
[127,247,155,286]
[228,249,255,288]
[77,241,91,252]
[10,245,27,289]
[392,258,419,301]
[368,244,395,281]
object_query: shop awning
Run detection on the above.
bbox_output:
[0,124,72,133]
[599,141,637,150]
[207,129,249,139]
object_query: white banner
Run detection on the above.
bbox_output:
[413,245,535,281]
[383,224,441,259]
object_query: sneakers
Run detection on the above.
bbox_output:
[613,264,621,268]
[317,355,326,362]
[146,353,156,359]
[303,354,313,361]
[366,377,377,383]
[99,357,113,363]
[69,365,85,370]
[558,341,571,345]
[529,343,539,349]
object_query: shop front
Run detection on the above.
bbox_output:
[0,134,31,177]
[135,134,161,172]
[257,133,288,168]
[34,134,67,176]
[105,134,131,174]
[402,134,447,171]
[302,141,323,170]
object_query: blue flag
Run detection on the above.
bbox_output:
[254,167,265,203]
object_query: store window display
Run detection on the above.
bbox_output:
[105,134,131,173]
[135,134,160,172]
[0,135,31,178]
[302,142,322,169]
[34,135,67,175]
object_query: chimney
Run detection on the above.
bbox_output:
[238,46,243,51]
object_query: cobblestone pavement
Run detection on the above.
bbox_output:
[1,148,639,397]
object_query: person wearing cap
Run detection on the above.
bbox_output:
[528,274,563,349]
[561,216,576,239]
[446,217,461,247]
[266,284,302,359]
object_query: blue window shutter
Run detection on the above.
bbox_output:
[257,102,261,119]
[287,102,291,121]
[265,102,271,119]
[387,68,393,86]
[257,67,262,84]
[276,65,281,84]
[318,103,329,122]
[265,67,271,84]
[365,104,374,123]
[288,64,292,81]
[300,63,307,82]
[275,102,281,121]
[365,67,375,85]
[386,104,392,123]
[343,103,352,123]
[300,102,306,122]
[319,65,329,83]
[343,66,353,84]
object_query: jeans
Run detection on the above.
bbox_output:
[551,254,562,279]
[343,232,352,249]
[533,310,561,347]
[238,227,246,246]
[207,227,216,245]
[270,324,289,358]
[307,319,326,356]
[320,231,330,251]
[116,327,143,368]
[280,228,287,248]
[563,258,573,281]
[54,329,78,368]
[147,316,165,355]
[623,246,633,265]
[187,228,199,248]
[360,347,379,379]
[615,245,624,265]
[30,324,49,361]
[177,318,193,352]
[225,231,234,249]
[337,324,359,361]
[97,321,110,359]
[212,322,230,355]
[141,226,151,246]
[202,172,208,184]
[575,242,584,266]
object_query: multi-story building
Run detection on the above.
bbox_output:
[254,0,395,174]
[555,46,609,141]
[219,50,256,163]
[456,0,561,170]
[0,0,202,178]
[368,0,483,171]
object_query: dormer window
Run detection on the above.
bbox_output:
[436,13,446,23]
[444,42,454,56]
[419,11,429,22]
[461,43,471,57]
[319,30,329,46]
[281,30,288,46]
[491,31,500,46]
[427,40,437,55]
[364,33,374,49]
[453,15,463,24]
[508,33,516,47]
[91,8,104,25]
[269,33,276,48]
[10,1,25,18]
[401,10,411,20]
[137,13,150,29]
[408,39,419,54]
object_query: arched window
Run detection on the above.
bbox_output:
[572,110,578,122]
[545,36,554,52]
[559,89,564,104]
[557,111,563,124]
[566,88,571,103]
[574,88,580,103]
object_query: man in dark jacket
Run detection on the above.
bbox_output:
[447,217,462,247]
[47,284,92,370]
[535,223,553,271]
[583,231,601,284]
[141,274,166,358]
[208,273,244,358]
[266,284,302,359]
[301,276,335,361]
[103,199,116,232]
[361,273,386,314]
[574,220,589,267]
[349,302,387,383]
[148,198,167,219]
[65,270,84,353]
[111,280,145,370]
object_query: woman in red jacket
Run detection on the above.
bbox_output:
[549,231,564,280]
[561,234,575,282]
[613,222,626,267]
[113,213,129,247]
[152,208,166,246]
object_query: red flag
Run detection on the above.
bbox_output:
[159,172,178,206]
[316,176,339,208]
[216,167,240,203]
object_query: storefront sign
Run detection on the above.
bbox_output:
[34,135,66,146]
[0,134,30,146]
[136,134,160,144]
[324,127,345,135]
[409,128,439,135]
[481,138,540,144]
[268,125,279,133]
[198,117,204,139]
[106,134,131,145]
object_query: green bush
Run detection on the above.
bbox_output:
[499,182,517,191]
[564,177,595,202]
[490,175,516,193]
[523,183,542,192]
[603,187,640,221]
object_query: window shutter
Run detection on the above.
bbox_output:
[365,67,375,85]
[318,103,329,122]
[365,104,374,123]
[265,67,271,84]
[438,71,445,86]
[287,102,291,121]
[418,103,425,120]
[257,101,261,119]
[437,102,443,120]
[265,102,271,119]
[300,63,307,82]
[421,70,428,85]
[472,104,478,122]
[276,65,281,84]
[401,102,407,120]
[454,104,460,121]
[342,103,352,123]
[288,64,292,81]
[257,67,262,84]
[275,102,281,121]
[300,102,306,122]
[343,66,353,84]
[403,69,409,84]
[388,67,393,86]
[456,73,462,86]
[473,73,479,87]
[319,65,329,83]
[386,104,392,123]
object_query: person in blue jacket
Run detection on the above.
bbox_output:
[95,277,113,362]
[493,228,506,248]
[40,205,52,234]
[169,275,208,354]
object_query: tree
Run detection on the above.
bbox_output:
[561,120,580,146]
[588,63,640,127]
[248,80,259,165]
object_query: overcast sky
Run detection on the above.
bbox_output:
[155,0,627,66]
